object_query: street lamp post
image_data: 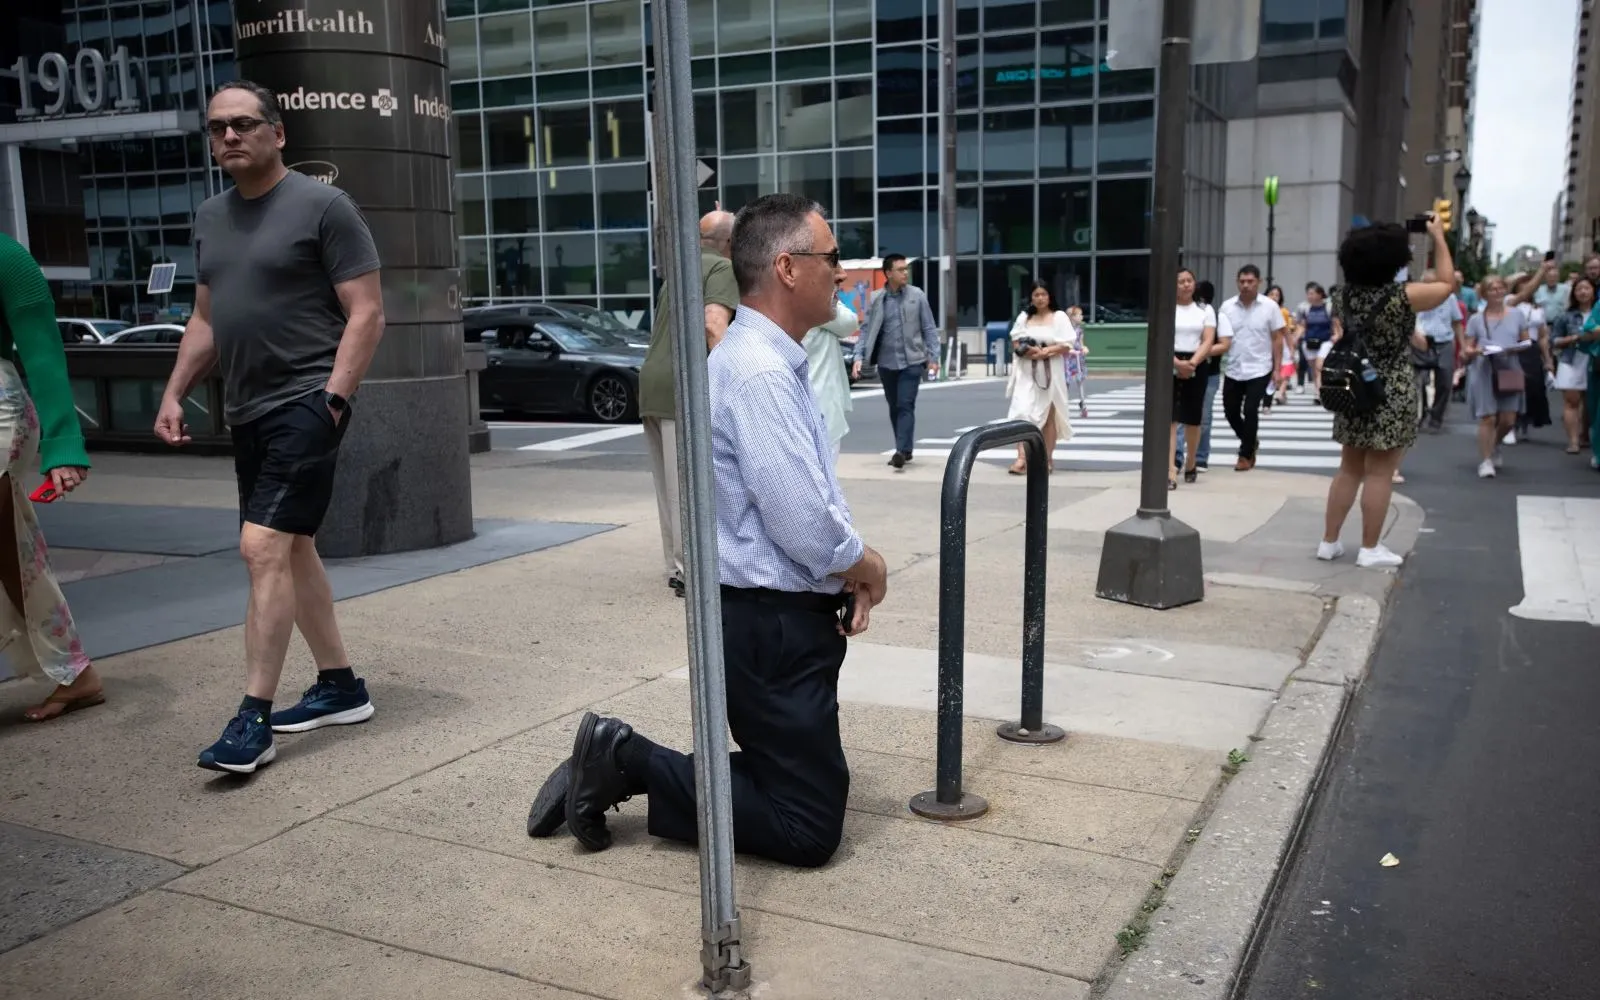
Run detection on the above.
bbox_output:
[1452,167,1471,263]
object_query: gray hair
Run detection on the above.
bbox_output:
[730,193,824,296]
[212,80,283,124]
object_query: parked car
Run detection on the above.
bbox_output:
[57,318,130,344]
[467,310,644,423]
[103,323,186,344]
[464,302,646,346]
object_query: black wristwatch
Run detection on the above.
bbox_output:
[324,391,348,414]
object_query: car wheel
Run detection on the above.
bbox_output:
[588,373,633,423]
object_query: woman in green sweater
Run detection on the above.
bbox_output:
[0,233,99,721]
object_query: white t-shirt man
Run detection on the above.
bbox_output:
[1173,302,1215,353]
[1217,294,1286,381]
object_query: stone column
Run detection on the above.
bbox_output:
[231,0,473,557]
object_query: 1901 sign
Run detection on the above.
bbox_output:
[9,46,140,118]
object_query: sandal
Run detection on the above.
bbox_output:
[1184,468,1198,484]
[1567,444,1581,455]
[1168,478,1177,491]
[1008,462,1027,476]
[23,686,106,722]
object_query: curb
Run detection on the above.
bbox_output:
[1095,593,1385,1000]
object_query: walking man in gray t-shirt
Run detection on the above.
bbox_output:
[155,81,386,774]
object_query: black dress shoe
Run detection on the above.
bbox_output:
[527,757,572,837]
[889,451,906,469]
[566,712,634,851]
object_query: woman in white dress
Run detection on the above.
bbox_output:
[1004,282,1076,474]
[1550,276,1595,455]
[802,300,858,465]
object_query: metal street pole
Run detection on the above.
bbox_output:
[648,0,748,990]
[1266,202,1276,287]
[1093,0,1204,610]
[939,0,957,380]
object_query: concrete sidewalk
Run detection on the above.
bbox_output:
[0,447,1417,998]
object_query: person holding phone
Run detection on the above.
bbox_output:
[0,234,100,722]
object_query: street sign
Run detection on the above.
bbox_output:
[1423,149,1463,166]
[1263,176,1279,207]
[1106,0,1262,70]
[146,262,177,295]
[696,157,716,189]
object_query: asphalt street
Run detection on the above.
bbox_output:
[1239,395,1600,1000]
[487,374,1348,473]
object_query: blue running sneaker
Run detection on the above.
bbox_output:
[270,678,375,733]
[198,707,276,774]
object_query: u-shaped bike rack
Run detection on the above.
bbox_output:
[909,420,1065,822]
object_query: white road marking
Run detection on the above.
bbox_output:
[517,425,644,451]
[1509,495,1600,625]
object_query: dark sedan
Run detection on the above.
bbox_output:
[467,312,644,423]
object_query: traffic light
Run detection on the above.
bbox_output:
[1433,198,1453,232]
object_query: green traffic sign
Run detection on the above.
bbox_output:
[1263,176,1279,207]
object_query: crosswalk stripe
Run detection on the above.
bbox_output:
[895,446,1341,470]
[921,381,1341,469]
[1509,495,1600,625]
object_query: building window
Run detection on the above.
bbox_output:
[1093,254,1150,322]
[1097,101,1154,174]
[1095,178,1151,251]
[983,186,1035,254]
[479,13,532,78]
[535,6,590,72]
[1262,0,1347,43]
[590,0,643,67]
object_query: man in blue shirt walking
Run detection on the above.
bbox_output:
[857,254,940,468]
[527,194,890,867]
[1415,269,1462,432]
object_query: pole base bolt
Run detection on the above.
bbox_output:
[908,790,990,821]
[996,721,1067,745]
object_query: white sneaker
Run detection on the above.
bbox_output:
[1356,544,1404,568]
[1478,459,1496,479]
[1502,430,1517,445]
[1316,540,1345,561]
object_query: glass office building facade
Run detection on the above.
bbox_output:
[19,1,236,323]
[447,0,1226,325]
[7,0,1226,327]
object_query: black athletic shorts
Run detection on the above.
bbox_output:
[1172,351,1207,426]
[232,392,351,536]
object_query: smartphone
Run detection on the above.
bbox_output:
[1544,250,1557,262]
[29,480,61,503]
[839,590,857,635]
[1405,216,1429,234]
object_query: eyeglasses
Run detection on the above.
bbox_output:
[788,249,842,268]
[205,116,272,139]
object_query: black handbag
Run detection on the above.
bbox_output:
[1319,326,1386,417]
[1410,342,1439,369]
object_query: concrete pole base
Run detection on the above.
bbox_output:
[1094,511,1205,610]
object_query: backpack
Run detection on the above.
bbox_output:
[1318,324,1385,417]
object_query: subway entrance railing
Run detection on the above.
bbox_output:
[56,345,490,455]
[908,420,1065,822]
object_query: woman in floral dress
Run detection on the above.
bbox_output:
[0,233,99,721]
[1317,216,1455,569]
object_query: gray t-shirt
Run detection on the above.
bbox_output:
[194,170,380,424]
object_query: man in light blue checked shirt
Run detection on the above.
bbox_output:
[1414,268,1462,431]
[527,194,890,867]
